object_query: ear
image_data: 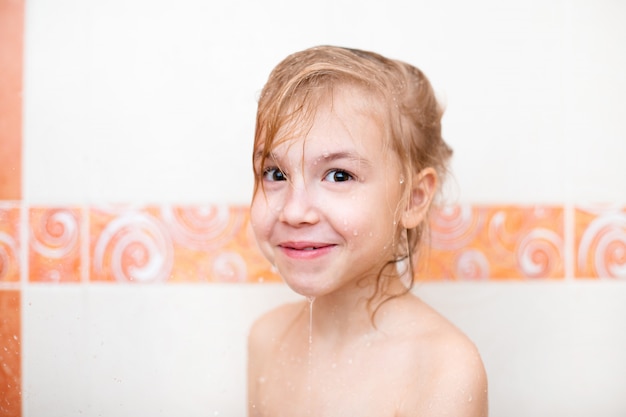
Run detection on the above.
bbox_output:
[401,167,437,229]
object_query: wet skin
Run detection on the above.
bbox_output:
[248,87,488,417]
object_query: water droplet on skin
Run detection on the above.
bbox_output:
[352,230,359,236]
[399,176,405,184]
[307,297,315,344]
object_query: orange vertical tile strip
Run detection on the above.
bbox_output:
[0,0,24,200]
[0,1,24,416]
[0,290,21,416]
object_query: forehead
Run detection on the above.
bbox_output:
[259,86,389,158]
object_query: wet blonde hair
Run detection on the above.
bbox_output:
[253,45,452,301]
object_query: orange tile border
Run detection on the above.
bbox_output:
[87,204,571,282]
[5,203,626,282]
[0,0,24,200]
[89,205,279,283]
[419,205,565,280]
[0,203,20,283]
[161,205,278,283]
[90,205,172,283]
[0,289,21,417]
[29,207,82,283]
[575,205,626,279]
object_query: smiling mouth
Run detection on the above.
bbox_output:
[278,242,335,257]
[281,245,333,250]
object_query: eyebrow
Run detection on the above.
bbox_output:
[253,149,265,164]
[320,151,372,167]
[253,149,373,169]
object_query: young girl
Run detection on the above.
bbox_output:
[247,46,488,417]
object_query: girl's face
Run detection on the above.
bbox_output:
[250,88,407,298]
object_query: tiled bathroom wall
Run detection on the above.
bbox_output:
[1,0,24,415]
[2,202,626,415]
[0,0,23,202]
[3,0,626,415]
[3,203,626,284]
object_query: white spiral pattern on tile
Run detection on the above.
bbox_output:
[30,209,79,259]
[161,205,243,251]
[579,211,626,278]
[517,228,563,278]
[430,205,482,250]
[0,232,18,280]
[94,211,174,282]
[455,249,490,280]
[211,251,247,283]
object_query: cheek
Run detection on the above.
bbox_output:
[250,196,277,263]
[250,194,272,237]
[340,206,399,249]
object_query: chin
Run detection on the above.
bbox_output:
[284,282,319,298]
[282,276,330,299]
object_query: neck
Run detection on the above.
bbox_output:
[307,275,410,341]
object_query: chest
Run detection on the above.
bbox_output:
[253,339,413,417]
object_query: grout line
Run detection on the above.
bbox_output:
[563,203,575,280]
[81,205,90,284]
[19,200,29,417]
[20,202,28,287]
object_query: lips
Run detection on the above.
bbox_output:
[278,241,336,259]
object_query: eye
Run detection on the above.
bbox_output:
[263,167,287,182]
[324,169,354,183]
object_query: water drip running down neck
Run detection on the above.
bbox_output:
[306,296,315,416]
[306,296,315,344]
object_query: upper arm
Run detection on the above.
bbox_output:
[437,343,488,417]
[247,312,273,417]
[402,335,488,417]
[247,303,298,416]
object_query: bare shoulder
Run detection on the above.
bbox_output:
[247,300,307,415]
[248,300,306,353]
[397,299,488,417]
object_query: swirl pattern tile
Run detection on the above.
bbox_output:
[0,204,621,283]
[420,205,565,280]
[29,207,82,283]
[575,206,626,279]
[0,204,20,283]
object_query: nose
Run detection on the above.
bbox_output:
[278,182,320,226]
